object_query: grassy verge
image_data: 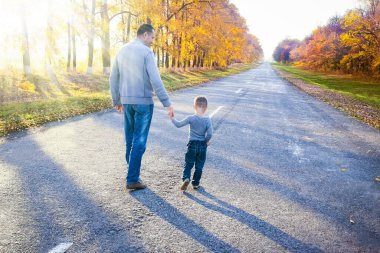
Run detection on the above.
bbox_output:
[272,63,380,130]
[273,63,380,107]
[0,63,256,137]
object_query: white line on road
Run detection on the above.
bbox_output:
[235,88,243,93]
[210,106,224,118]
[48,242,73,253]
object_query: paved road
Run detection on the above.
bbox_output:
[1,63,379,252]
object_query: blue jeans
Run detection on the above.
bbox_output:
[183,140,207,186]
[123,104,154,184]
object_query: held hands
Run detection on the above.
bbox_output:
[115,105,123,113]
[167,105,174,119]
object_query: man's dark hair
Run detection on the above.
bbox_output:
[137,24,154,36]
[194,96,208,109]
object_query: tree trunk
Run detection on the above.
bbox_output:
[171,36,176,69]
[72,25,77,72]
[87,0,95,74]
[162,49,165,67]
[177,35,182,69]
[192,55,197,68]
[22,15,31,75]
[126,12,132,42]
[67,21,71,71]
[101,0,111,75]
[165,51,169,68]
[157,47,160,68]
[45,0,54,68]
[165,26,170,68]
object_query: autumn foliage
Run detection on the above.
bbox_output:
[7,0,262,76]
[124,0,263,69]
[273,0,380,76]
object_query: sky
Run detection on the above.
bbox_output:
[230,0,361,60]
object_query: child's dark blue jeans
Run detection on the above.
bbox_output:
[182,140,207,186]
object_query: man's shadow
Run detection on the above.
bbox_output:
[184,189,323,253]
[130,188,239,253]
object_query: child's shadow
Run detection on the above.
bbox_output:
[184,189,323,253]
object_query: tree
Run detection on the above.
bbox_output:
[81,0,96,74]
[273,39,300,63]
[21,13,31,76]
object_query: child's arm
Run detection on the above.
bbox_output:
[171,116,192,128]
[205,118,213,144]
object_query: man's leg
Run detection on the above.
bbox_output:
[123,104,134,165]
[127,104,154,184]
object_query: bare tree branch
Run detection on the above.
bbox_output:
[110,10,138,22]
[166,0,212,22]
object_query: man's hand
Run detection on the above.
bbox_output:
[167,105,174,119]
[115,105,123,113]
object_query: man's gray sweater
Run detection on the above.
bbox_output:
[110,39,171,107]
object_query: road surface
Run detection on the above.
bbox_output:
[1,63,379,252]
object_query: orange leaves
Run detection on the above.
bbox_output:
[277,2,380,76]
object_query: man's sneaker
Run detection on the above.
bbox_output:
[126,182,147,190]
[193,185,200,190]
[180,178,190,191]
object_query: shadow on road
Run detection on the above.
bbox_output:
[0,138,144,252]
[130,188,239,253]
[184,190,323,253]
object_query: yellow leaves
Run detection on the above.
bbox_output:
[375,176,380,182]
[116,22,125,31]
[340,167,348,171]
[19,80,36,93]
[341,10,361,29]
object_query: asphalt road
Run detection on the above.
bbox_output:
[1,62,379,252]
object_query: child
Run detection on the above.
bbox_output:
[170,96,213,191]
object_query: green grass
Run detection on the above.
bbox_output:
[272,63,380,108]
[0,93,110,135]
[0,63,256,137]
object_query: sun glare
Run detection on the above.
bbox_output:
[0,0,70,70]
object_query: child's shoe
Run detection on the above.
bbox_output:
[193,185,200,190]
[181,178,190,191]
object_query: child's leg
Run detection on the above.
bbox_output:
[183,144,196,181]
[192,148,207,186]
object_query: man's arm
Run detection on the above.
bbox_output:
[145,51,171,107]
[110,56,121,108]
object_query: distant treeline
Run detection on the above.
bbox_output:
[273,0,379,76]
[13,0,263,76]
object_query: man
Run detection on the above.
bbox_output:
[110,24,174,190]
